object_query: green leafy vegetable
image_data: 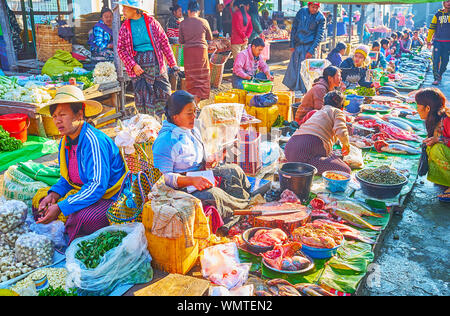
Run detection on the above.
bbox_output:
[38,285,78,296]
[0,126,23,152]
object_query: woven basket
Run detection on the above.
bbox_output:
[106,171,152,224]
[210,50,231,88]
[35,24,72,61]
[124,144,150,174]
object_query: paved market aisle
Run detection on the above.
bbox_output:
[361,69,450,296]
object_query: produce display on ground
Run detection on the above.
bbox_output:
[0,38,442,299]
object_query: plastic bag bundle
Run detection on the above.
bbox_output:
[300,59,331,92]
[200,242,251,290]
[65,223,153,296]
[343,144,365,169]
[249,93,278,108]
[30,221,67,248]
[1,166,47,210]
[196,103,244,159]
[0,197,28,233]
[15,232,54,268]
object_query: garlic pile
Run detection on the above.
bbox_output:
[10,268,68,295]
[0,198,27,233]
[0,223,30,248]
[15,233,54,269]
[93,62,118,84]
[0,244,33,283]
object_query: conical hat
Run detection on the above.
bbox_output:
[38,85,102,117]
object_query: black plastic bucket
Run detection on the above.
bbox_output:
[279,162,317,202]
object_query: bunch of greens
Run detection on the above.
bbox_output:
[0,126,23,152]
[51,72,94,90]
[38,286,78,296]
[75,231,128,269]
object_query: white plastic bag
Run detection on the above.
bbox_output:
[200,242,251,290]
[343,144,365,169]
[15,232,54,268]
[30,220,67,248]
[0,197,28,233]
[300,59,331,92]
[65,223,153,296]
[209,284,254,296]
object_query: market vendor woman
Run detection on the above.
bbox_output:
[35,86,126,243]
[152,90,251,235]
[415,88,450,202]
[339,45,373,89]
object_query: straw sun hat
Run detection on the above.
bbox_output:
[38,85,102,117]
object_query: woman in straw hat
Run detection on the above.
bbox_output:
[339,44,374,89]
[35,86,126,244]
[117,0,179,118]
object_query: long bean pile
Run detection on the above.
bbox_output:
[75,231,127,269]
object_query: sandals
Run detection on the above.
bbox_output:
[438,192,450,202]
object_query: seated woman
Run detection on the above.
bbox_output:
[415,88,450,202]
[35,86,126,244]
[411,30,424,50]
[152,90,251,234]
[88,7,114,61]
[370,41,387,69]
[340,45,373,88]
[285,90,351,175]
[326,42,347,67]
[399,31,412,55]
[232,37,273,90]
[294,66,343,123]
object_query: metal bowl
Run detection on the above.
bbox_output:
[242,227,276,254]
[262,251,315,274]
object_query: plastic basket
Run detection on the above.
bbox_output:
[242,80,274,93]
[172,44,184,67]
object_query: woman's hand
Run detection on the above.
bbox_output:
[423,136,439,147]
[191,177,214,191]
[266,72,274,81]
[305,52,313,59]
[133,64,145,76]
[38,192,60,213]
[36,204,61,225]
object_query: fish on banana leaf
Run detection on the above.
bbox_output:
[313,219,376,244]
[374,140,421,155]
[294,283,334,296]
[330,209,382,231]
[326,200,384,218]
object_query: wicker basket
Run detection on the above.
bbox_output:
[35,24,72,61]
[210,50,231,88]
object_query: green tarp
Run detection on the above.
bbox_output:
[0,136,58,172]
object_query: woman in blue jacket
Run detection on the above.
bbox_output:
[36,86,126,243]
[152,90,251,235]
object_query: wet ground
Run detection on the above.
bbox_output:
[360,69,450,296]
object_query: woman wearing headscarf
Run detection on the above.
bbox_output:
[117,0,178,118]
[339,44,373,88]
[152,91,251,234]
[179,1,213,103]
[88,7,114,61]
[231,0,253,59]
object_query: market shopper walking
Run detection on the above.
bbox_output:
[35,86,127,244]
[231,0,253,59]
[179,1,213,103]
[427,0,450,86]
[283,2,325,93]
[117,0,178,118]
[415,88,450,202]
